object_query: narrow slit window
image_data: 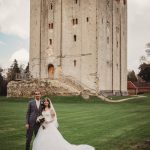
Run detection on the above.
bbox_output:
[50,39,52,45]
[86,17,89,22]
[74,60,77,67]
[74,35,77,41]
[72,19,78,25]
[51,4,53,10]
[48,23,54,29]
[51,23,53,29]
[75,0,78,4]
[76,18,78,24]
[123,0,126,5]
[72,19,75,25]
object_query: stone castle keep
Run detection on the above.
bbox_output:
[29,0,127,96]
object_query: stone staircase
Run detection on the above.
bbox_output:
[59,75,96,96]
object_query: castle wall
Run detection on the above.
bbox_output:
[80,0,97,90]
[61,0,97,90]
[112,0,121,95]
[30,0,128,95]
[40,0,62,79]
[97,0,113,94]
[61,0,82,82]
[30,0,41,78]
[120,0,127,94]
[40,0,49,78]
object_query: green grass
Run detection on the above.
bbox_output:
[0,95,150,150]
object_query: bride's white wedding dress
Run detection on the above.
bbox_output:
[32,109,95,150]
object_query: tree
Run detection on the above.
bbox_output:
[127,70,137,82]
[0,67,3,73]
[139,56,146,64]
[7,59,21,81]
[138,63,150,82]
[0,67,7,96]
[25,62,29,74]
[13,59,20,74]
[24,62,31,79]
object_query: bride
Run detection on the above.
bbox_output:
[32,98,95,150]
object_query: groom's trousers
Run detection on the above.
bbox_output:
[26,124,40,150]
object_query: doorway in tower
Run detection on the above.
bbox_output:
[48,64,54,79]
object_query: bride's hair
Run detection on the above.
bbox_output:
[42,97,51,110]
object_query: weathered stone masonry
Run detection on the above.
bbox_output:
[29,0,127,96]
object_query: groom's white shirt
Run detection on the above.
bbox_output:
[35,99,40,109]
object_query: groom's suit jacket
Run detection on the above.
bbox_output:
[26,99,43,127]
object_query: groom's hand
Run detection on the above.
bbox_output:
[25,124,29,129]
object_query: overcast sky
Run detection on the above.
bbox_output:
[0,0,150,73]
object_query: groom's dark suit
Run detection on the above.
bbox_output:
[25,99,42,150]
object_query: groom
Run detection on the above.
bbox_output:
[25,90,43,150]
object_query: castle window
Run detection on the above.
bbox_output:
[74,60,77,67]
[72,19,78,25]
[102,18,103,24]
[76,18,78,24]
[51,23,53,29]
[86,17,89,22]
[72,19,75,25]
[50,39,52,45]
[50,3,53,10]
[75,0,78,4]
[74,35,77,41]
[48,64,54,79]
[123,0,126,5]
[49,23,54,29]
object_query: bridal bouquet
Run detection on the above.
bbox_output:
[36,115,46,129]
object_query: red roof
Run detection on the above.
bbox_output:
[128,81,137,89]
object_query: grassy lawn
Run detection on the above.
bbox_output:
[0,95,150,150]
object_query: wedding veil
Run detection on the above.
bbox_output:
[49,99,59,128]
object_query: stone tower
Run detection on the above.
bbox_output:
[30,0,127,96]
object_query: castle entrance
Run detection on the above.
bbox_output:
[48,64,54,79]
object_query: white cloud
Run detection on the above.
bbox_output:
[128,0,150,73]
[0,41,6,45]
[9,48,29,66]
[0,0,30,39]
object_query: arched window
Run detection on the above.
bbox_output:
[48,64,54,79]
